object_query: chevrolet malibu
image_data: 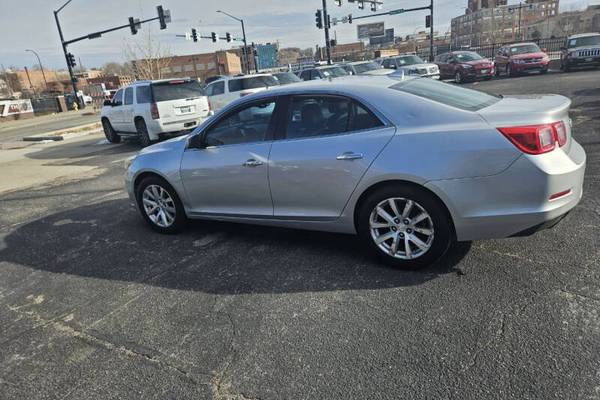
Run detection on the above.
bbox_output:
[125,76,586,269]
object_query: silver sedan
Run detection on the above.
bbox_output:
[125,76,586,269]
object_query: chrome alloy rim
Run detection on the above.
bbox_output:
[369,197,435,260]
[142,185,176,228]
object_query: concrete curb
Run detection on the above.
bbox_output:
[29,122,102,139]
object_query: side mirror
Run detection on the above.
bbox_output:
[189,133,206,149]
[103,100,112,107]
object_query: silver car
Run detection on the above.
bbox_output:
[125,76,586,269]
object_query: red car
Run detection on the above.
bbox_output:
[494,42,550,77]
[435,51,495,83]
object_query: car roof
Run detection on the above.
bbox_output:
[569,32,600,39]
[207,73,273,85]
[131,78,195,85]
[508,42,538,47]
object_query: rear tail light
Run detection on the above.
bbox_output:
[497,121,568,155]
[150,102,160,120]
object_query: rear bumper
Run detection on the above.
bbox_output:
[426,140,586,241]
[147,116,209,139]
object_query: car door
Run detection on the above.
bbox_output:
[121,87,135,133]
[180,97,281,216]
[109,88,124,131]
[268,94,396,219]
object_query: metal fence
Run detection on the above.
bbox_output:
[30,98,59,115]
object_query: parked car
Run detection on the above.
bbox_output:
[381,55,440,79]
[435,51,495,83]
[297,66,349,81]
[101,78,211,147]
[340,61,394,76]
[561,33,600,72]
[205,74,279,112]
[272,72,302,85]
[125,76,585,269]
[494,42,550,77]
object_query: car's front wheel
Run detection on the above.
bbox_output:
[102,118,121,143]
[455,71,463,84]
[136,176,187,234]
[357,185,453,269]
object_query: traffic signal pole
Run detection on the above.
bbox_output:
[322,0,332,65]
[429,0,434,62]
[54,10,79,108]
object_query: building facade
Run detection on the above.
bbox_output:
[452,0,560,47]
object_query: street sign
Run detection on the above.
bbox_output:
[389,9,404,15]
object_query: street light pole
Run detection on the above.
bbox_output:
[54,0,80,108]
[322,0,332,65]
[25,49,49,92]
[217,10,250,74]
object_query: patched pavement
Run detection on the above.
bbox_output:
[1,70,599,399]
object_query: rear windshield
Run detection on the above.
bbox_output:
[568,35,600,48]
[151,80,205,102]
[274,73,301,85]
[229,76,279,92]
[320,67,348,78]
[353,62,382,74]
[391,78,500,112]
[510,44,541,55]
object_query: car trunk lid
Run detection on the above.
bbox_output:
[151,80,210,124]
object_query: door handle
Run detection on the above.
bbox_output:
[336,152,364,161]
[243,159,264,167]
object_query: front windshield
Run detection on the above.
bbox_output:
[274,73,301,84]
[397,55,425,66]
[568,35,600,48]
[353,62,382,74]
[455,52,483,62]
[321,67,348,78]
[510,44,541,55]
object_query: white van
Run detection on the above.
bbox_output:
[205,74,279,112]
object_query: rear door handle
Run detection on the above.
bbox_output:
[337,152,364,161]
[243,159,264,167]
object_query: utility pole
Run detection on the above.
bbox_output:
[217,11,250,74]
[54,7,79,108]
[429,0,434,62]
[25,49,49,92]
[322,0,332,65]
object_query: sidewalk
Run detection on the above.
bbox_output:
[0,111,100,143]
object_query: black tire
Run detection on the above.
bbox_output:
[494,64,501,77]
[507,64,514,77]
[540,68,548,74]
[102,118,121,143]
[135,176,187,234]
[136,118,153,147]
[357,184,453,270]
[455,71,463,84]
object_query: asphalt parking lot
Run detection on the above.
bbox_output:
[1,69,599,399]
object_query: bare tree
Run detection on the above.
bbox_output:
[123,29,172,80]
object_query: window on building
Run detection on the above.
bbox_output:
[172,66,182,73]
[184,64,194,72]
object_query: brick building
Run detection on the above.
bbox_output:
[451,0,560,47]
[86,75,133,91]
[140,51,242,82]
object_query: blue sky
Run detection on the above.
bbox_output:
[0,0,596,69]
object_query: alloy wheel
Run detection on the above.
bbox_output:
[142,184,176,228]
[369,197,435,260]
[455,71,462,83]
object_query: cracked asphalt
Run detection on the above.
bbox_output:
[1,69,599,399]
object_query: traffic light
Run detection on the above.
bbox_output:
[348,14,353,24]
[315,9,323,29]
[327,15,332,29]
[66,53,76,68]
[330,39,337,47]
[334,0,342,5]
[226,32,232,43]
[358,1,365,10]
[157,5,171,30]
[425,14,431,28]
[129,17,139,35]
[211,32,218,42]
[191,28,198,42]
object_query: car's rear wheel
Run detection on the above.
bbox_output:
[136,176,186,234]
[494,64,501,76]
[540,68,548,74]
[455,71,463,84]
[507,64,514,77]
[357,185,453,269]
[136,119,153,147]
[102,118,121,143]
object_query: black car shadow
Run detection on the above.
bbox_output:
[0,199,471,295]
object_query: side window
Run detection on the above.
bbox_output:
[112,89,124,106]
[136,86,151,104]
[204,100,276,147]
[286,96,351,139]
[350,101,384,131]
[228,79,242,93]
[300,70,310,81]
[212,81,225,95]
[124,87,134,105]
[310,70,321,80]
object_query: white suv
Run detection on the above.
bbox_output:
[205,74,279,112]
[101,78,211,147]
